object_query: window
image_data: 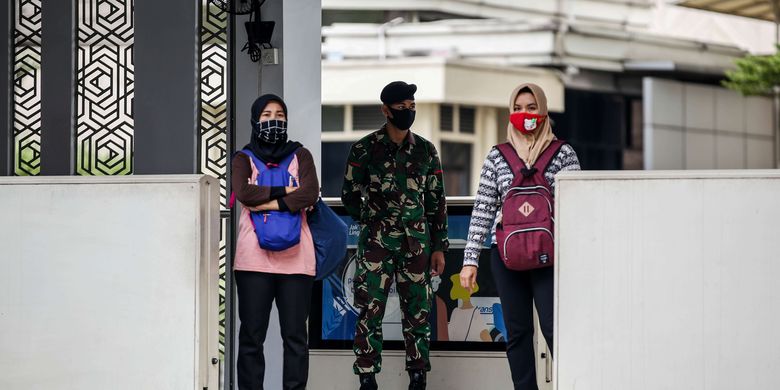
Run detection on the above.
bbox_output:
[418,10,481,22]
[321,142,354,197]
[322,105,344,132]
[440,104,454,131]
[548,89,629,170]
[459,106,475,134]
[623,98,644,170]
[496,110,509,142]
[352,105,385,131]
[442,104,475,133]
[440,142,472,196]
[322,10,385,26]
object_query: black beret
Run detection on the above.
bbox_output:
[380,81,417,105]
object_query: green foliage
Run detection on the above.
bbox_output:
[723,46,780,96]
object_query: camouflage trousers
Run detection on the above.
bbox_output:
[352,244,432,374]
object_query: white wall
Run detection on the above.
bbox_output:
[649,1,776,55]
[322,21,744,74]
[323,0,653,28]
[643,78,775,170]
[555,170,780,390]
[322,59,565,111]
[0,175,220,390]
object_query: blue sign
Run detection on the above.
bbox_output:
[321,214,503,342]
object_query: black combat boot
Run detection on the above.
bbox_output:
[408,369,426,390]
[359,373,378,390]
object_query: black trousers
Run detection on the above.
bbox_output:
[490,247,554,390]
[235,271,314,390]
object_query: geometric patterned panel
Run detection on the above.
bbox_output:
[13,0,42,176]
[76,0,134,175]
[218,216,228,358]
[200,1,229,360]
[200,1,228,209]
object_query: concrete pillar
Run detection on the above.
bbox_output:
[0,0,9,176]
[236,0,321,173]
[40,0,74,175]
[134,0,199,174]
[230,1,321,388]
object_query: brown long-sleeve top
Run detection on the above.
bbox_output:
[231,147,319,212]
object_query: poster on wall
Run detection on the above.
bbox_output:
[321,215,506,344]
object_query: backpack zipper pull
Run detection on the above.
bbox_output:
[263,213,268,223]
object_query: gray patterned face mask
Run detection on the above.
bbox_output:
[252,119,288,144]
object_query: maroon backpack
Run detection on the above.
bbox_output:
[495,140,565,271]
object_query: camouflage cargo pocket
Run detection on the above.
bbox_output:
[352,263,368,311]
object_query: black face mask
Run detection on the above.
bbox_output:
[387,107,416,130]
[252,119,288,144]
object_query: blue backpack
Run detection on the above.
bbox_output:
[242,148,302,251]
[308,198,348,280]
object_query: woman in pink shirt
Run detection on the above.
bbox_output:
[231,94,319,390]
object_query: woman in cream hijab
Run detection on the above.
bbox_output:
[459,83,581,389]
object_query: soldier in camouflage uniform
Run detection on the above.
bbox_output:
[342,81,449,390]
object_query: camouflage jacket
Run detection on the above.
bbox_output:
[342,127,449,255]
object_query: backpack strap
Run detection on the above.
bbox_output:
[534,140,566,174]
[230,149,281,209]
[238,148,263,170]
[277,147,300,168]
[496,143,529,187]
[496,143,525,175]
[496,140,566,187]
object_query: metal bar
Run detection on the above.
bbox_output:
[0,0,9,176]
[773,0,780,168]
[134,0,199,174]
[545,348,553,383]
[771,0,780,49]
[40,0,74,175]
[225,8,237,389]
[774,86,780,168]
[225,6,240,390]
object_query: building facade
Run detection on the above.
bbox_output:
[320,0,778,197]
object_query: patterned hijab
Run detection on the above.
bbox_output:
[506,83,556,167]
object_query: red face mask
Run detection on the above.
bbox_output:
[510,112,545,135]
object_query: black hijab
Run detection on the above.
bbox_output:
[244,94,302,164]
